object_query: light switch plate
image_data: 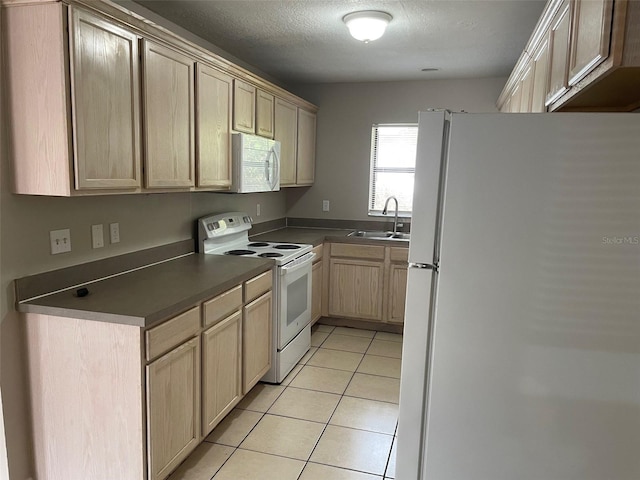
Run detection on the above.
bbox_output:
[109,223,120,244]
[91,224,104,249]
[50,229,71,254]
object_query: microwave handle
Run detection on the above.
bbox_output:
[268,147,280,190]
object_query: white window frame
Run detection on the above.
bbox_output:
[368,123,418,217]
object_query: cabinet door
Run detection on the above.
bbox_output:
[196,64,233,189]
[329,258,384,321]
[531,37,551,113]
[518,63,535,112]
[387,263,408,324]
[509,83,523,113]
[568,0,613,85]
[202,310,242,436]
[546,1,572,105]
[69,8,141,189]
[233,79,256,133]
[147,337,200,480]
[274,98,298,186]
[143,40,195,188]
[296,108,316,185]
[243,291,272,393]
[311,260,323,324]
[256,89,275,138]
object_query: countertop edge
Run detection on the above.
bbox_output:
[18,259,273,329]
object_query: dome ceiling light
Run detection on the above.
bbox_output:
[343,11,393,43]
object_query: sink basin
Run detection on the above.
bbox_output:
[348,230,393,239]
[347,231,410,241]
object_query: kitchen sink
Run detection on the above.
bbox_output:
[348,231,410,241]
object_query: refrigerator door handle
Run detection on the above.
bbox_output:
[409,262,438,272]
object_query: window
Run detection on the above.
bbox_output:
[368,124,418,216]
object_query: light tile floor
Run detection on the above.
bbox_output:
[168,324,403,480]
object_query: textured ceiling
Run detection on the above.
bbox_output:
[134,0,546,84]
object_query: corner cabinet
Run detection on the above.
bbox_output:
[23,269,272,480]
[296,108,317,185]
[311,244,324,325]
[274,100,317,187]
[2,1,317,196]
[328,242,408,325]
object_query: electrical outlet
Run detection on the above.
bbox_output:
[91,224,104,249]
[257,203,261,216]
[50,229,71,254]
[322,200,330,212]
[109,222,120,244]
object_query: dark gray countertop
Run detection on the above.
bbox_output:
[18,253,273,328]
[251,227,410,247]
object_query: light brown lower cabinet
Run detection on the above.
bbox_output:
[311,259,323,324]
[328,242,408,324]
[146,337,201,480]
[202,310,243,436]
[23,270,272,480]
[243,291,272,393]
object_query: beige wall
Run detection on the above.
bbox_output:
[285,78,506,221]
[0,184,284,480]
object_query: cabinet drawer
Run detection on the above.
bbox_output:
[146,306,200,361]
[311,244,323,263]
[331,243,385,260]
[203,285,242,327]
[244,270,273,303]
[390,247,409,263]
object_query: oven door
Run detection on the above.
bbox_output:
[278,251,315,349]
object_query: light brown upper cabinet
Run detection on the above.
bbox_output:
[196,64,233,189]
[142,40,195,188]
[296,109,317,185]
[3,4,143,195]
[3,1,317,196]
[530,37,551,112]
[498,0,640,112]
[70,8,142,190]
[568,0,614,85]
[546,0,572,105]
[233,79,256,134]
[256,89,275,138]
[518,63,535,112]
[274,98,298,186]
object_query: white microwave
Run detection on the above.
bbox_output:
[229,133,281,193]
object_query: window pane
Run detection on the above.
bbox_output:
[369,124,418,216]
[371,172,414,213]
[375,126,418,169]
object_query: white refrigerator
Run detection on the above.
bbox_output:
[396,111,640,480]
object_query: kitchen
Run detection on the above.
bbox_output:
[1,1,639,480]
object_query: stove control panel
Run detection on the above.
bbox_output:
[198,212,254,252]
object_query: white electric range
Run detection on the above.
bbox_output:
[198,212,314,383]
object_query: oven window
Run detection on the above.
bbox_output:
[287,275,308,325]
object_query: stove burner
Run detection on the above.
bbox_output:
[258,252,284,258]
[225,249,256,256]
[248,242,270,247]
[274,244,301,250]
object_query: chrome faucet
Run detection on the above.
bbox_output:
[382,196,399,234]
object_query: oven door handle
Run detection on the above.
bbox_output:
[280,252,316,275]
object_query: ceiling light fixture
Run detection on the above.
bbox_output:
[343,11,392,43]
